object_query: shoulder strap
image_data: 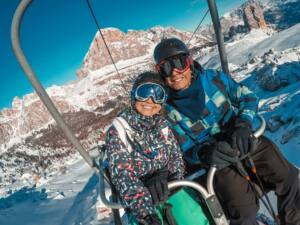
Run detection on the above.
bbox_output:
[112,117,134,153]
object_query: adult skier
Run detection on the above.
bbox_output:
[153,37,300,225]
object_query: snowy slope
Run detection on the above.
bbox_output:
[0,159,106,225]
[2,39,299,225]
[2,3,300,225]
[202,23,300,69]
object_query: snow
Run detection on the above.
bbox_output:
[202,23,300,69]
[2,2,300,223]
[0,159,110,225]
[258,82,300,166]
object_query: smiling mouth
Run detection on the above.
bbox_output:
[142,105,155,110]
[171,76,184,83]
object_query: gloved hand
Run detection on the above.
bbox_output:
[201,141,239,169]
[231,121,255,158]
[142,169,169,205]
[138,214,162,225]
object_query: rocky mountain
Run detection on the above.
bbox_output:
[199,0,300,41]
[262,0,300,30]
[1,26,213,150]
[76,26,213,79]
[198,0,269,42]
[1,0,299,192]
[0,25,214,192]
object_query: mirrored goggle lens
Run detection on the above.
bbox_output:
[157,61,173,77]
[135,83,166,104]
[157,55,188,77]
[172,56,187,70]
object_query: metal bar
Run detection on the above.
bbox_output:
[11,0,97,172]
[253,114,265,138]
[168,180,209,198]
[169,180,228,225]
[111,184,123,225]
[207,0,230,74]
[98,172,123,209]
[207,166,217,195]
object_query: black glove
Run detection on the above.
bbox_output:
[231,121,255,158]
[201,141,239,169]
[138,214,162,225]
[142,169,169,205]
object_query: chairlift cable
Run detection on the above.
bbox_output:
[187,8,209,46]
[86,0,128,94]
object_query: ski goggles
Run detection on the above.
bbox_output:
[156,54,191,78]
[133,82,167,104]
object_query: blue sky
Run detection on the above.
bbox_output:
[0,0,246,110]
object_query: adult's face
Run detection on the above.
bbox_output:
[134,97,162,116]
[165,67,192,91]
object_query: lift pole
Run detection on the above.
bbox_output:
[207,0,230,74]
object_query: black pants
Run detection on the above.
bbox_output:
[210,136,300,225]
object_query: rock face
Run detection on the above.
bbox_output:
[0,90,76,146]
[243,1,268,30]
[0,24,216,192]
[198,0,269,42]
[0,26,213,150]
[263,0,300,30]
[76,26,211,79]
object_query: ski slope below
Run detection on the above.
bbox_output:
[0,159,112,225]
[0,149,298,225]
[202,23,300,69]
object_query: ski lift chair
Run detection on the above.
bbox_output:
[97,115,266,225]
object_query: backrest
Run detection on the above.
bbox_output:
[112,117,135,153]
[99,117,135,172]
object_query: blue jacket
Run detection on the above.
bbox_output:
[165,67,258,164]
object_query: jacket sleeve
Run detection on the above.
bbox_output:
[105,126,156,219]
[217,71,258,124]
[165,127,185,180]
[166,109,196,153]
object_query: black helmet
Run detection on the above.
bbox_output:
[132,71,165,91]
[153,38,189,64]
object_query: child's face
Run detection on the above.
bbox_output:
[134,97,162,117]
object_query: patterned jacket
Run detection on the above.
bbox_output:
[105,107,185,219]
[165,67,258,164]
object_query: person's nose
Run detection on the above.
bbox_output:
[171,69,182,77]
[145,97,155,104]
